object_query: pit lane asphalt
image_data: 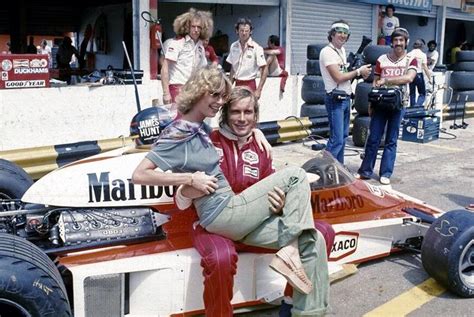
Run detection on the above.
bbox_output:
[240,117,474,316]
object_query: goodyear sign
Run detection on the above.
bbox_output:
[358,0,432,11]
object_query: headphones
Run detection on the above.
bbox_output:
[391,27,410,49]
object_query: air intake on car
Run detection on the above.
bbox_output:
[84,273,124,317]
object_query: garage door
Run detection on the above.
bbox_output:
[289,0,375,74]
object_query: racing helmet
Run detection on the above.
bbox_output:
[130,105,177,146]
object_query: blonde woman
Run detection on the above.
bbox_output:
[133,65,329,317]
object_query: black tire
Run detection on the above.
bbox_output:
[353,82,372,115]
[453,62,474,71]
[351,115,371,147]
[301,75,326,104]
[456,50,474,62]
[306,60,321,76]
[450,72,474,91]
[351,115,386,147]
[307,44,326,60]
[0,159,33,200]
[300,103,327,118]
[421,210,474,298]
[0,233,72,316]
[363,66,375,83]
[363,45,391,65]
[452,90,474,104]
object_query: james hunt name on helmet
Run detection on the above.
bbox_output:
[138,118,161,137]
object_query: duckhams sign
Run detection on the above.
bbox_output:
[359,0,432,11]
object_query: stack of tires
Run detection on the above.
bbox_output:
[351,45,391,147]
[449,51,474,120]
[300,44,329,137]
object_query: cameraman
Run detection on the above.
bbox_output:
[356,28,417,185]
[320,20,371,164]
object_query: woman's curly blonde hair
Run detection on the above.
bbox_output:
[173,8,214,40]
[176,65,232,115]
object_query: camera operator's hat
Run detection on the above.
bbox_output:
[331,22,350,35]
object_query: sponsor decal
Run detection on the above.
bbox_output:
[87,172,175,202]
[5,80,45,88]
[381,67,405,77]
[406,126,417,133]
[13,59,30,68]
[365,182,384,198]
[243,165,259,179]
[311,190,364,213]
[242,149,259,164]
[1,59,12,71]
[1,71,7,81]
[14,68,48,74]
[329,231,359,261]
[30,59,44,67]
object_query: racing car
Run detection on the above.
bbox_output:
[0,128,473,316]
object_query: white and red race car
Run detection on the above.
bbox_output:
[0,147,473,317]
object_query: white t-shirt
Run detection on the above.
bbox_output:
[319,44,352,94]
[409,48,427,74]
[426,50,439,70]
[164,35,207,85]
[226,38,267,81]
[382,16,400,36]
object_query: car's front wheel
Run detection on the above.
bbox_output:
[421,209,474,298]
[0,233,72,316]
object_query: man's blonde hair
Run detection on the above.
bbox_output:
[176,65,232,115]
[173,8,214,40]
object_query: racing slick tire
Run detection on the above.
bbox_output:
[352,115,370,147]
[306,60,322,76]
[455,50,474,62]
[302,75,326,104]
[450,72,474,91]
[0,233,72,316]
[0,159,33,199]
[421,209,474,298]
[300,103,327,118]
[353,82,372,115]
[453,61,474,72]
[363,45,391,65]
[307,44,325,60]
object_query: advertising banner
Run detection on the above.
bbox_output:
[0,54,50,89]
[355,0,433,11]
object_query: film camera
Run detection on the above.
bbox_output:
[347,36,372,79]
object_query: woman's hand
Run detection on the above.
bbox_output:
[191,171,218,194]
[268,186,286,216]
[253,128,273,159]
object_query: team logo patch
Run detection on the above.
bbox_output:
[215,147,224,162]
[1,59,12,71]
[243,165,259,179]
[242,150,258,164]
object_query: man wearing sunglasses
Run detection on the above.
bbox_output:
[320,20,371,164]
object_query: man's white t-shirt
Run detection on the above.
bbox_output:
[409,48,427,74]
[226,38,266,81]
[426,50,439,70]
[319,44,351,94]
[164,35,207,85]
[382,16,400,37]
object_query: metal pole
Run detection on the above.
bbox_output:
[122,41,141,112]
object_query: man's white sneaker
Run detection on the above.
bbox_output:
[380,177,390,185]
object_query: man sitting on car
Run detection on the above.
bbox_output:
[174,86,335,317]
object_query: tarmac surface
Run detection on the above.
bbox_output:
[239,117,474,316]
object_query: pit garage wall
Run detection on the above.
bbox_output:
[289,0,377,75]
